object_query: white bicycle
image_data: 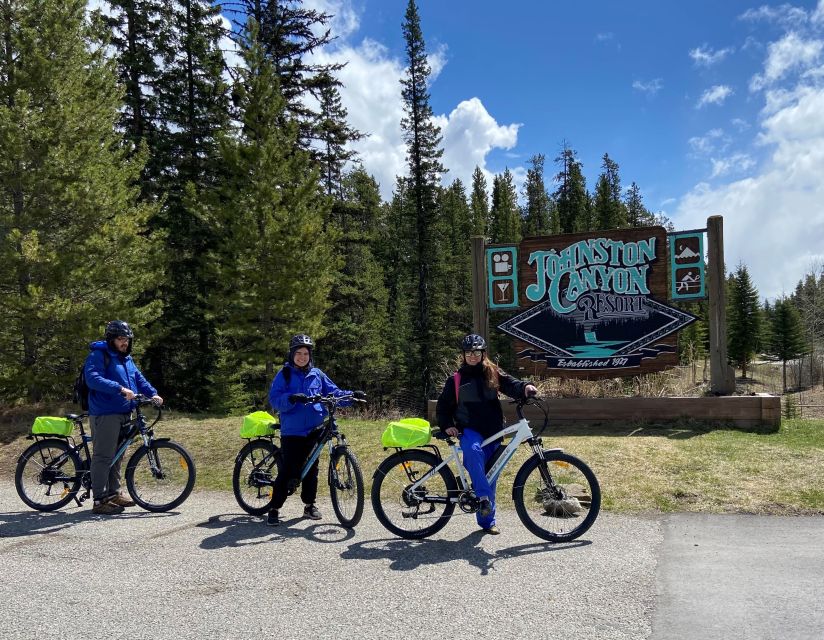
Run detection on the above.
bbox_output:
[371,397,601,541]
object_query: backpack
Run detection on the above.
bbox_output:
[73,351,110,410]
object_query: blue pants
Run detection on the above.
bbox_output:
[460,429,501,529]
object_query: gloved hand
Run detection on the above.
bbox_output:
[289,393,308,404]
[353,390,367,400]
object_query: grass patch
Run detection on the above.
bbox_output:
[2,411,823,515]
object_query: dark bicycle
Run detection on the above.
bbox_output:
[15,395,196,513]
[232,392,366,528]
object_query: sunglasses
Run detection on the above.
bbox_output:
[463,350,484,358]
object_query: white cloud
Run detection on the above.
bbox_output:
[689,44,734,66]
[696,84,734,108]
[676,70,824,301]
[750,33,824,91]
[688,128,729,155]
[731,118,751,131]
[310,37,520,200]
[814,0,824,26]
[738,4,809,28]
[304,0,361,40]
[709,153,756,177]
[632,78,663,95]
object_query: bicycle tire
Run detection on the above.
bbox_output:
[328,446,364,528]
[371,449,458,540]
[125,440,196,512]
[232,439,280,516]
[15,439,83,512]
[512,450,601,542]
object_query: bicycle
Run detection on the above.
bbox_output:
[232,392,367,528]
[371,396,601,541]
[15,395,196,513]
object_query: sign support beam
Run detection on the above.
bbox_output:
[707,215,736,394]
[471,236,488,341]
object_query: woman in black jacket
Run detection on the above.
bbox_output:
[435,334,537,534]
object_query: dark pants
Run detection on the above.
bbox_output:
[270,432,321,511]
[90,413,130,501]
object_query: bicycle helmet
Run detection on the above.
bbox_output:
[289,334,314,350]
[461,334,487,351]
[105,320,134,354]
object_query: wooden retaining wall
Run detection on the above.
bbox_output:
[427,394,781,430]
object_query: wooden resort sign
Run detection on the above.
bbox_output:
[490,227,699,377]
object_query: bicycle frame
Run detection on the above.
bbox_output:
[408,416,549,500]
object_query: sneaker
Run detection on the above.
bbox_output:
[303,504,322,520]
[482,525,501,535]
[108,493,135,508]
[92,500,124,515]
[266,510,280,526]
[478,497,493,518]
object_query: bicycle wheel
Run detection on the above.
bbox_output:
[371,449,457,539]
[125,440,196,512]
[328,446,364,528]
[232,439,280,516]
[512,450,601,542]
[15,439,83,512]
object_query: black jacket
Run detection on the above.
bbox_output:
[435,363,527,440]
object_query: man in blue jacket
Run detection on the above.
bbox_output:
[266,334,355,526]
[84,320,163,515]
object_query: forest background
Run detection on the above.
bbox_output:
[1,0,820,415]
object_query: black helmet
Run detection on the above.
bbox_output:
[105,320,133,354]
[461,334,487,351]
[289,334,314,350]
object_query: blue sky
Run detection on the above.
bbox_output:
[299,0,824,301]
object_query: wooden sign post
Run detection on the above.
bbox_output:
[706,215,736,394]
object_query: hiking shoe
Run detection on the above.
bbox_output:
[108,493,135,507]
[266,510,280,526]
[92,500,124,515]
[478,497,493,518]
[303,504,322,520]
[482,525,501,535]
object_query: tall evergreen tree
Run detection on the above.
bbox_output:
[437,179,473,352]
[624,182,656,227]
[768,298,807,392]
[0,0,157,402]
[399,0,446,402]
[316,71,362,198]
[320,168,390,399]
[94,0,165,197]
[521,154,553,237]
[206,21,333,411]
[727,263,762,379]
[553,143,589,233]
[469,166,490,236]
[593,153,626,230]
[489,169,521,244]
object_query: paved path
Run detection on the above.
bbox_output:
[0,485,821,639]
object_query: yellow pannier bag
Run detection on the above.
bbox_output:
[240,411,278,438]
[381,417,431,448]
[32,416,74,437]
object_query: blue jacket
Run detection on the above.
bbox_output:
[268,363,350,436]
[84,341,157,416]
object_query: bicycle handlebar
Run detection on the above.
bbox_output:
[289,392,367,407]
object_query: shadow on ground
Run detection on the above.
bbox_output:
[341,530,591,575]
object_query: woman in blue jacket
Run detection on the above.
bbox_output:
[266,334,353,526]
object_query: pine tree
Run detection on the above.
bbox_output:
[553,143,589,233]
[727,263,762,379]
[768,298,807,392]
[206,20,333,411]
[0,0,157,402]
[521,154,553,237]
[316,71,362,198]
[437,179,473,352]
[93,0,166,197]
[624,182,656,227]
[489,169,521,244]
[320,169,391,400]
[399,0,446,403]
[469,166,490,236]
[593,153,626,230]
